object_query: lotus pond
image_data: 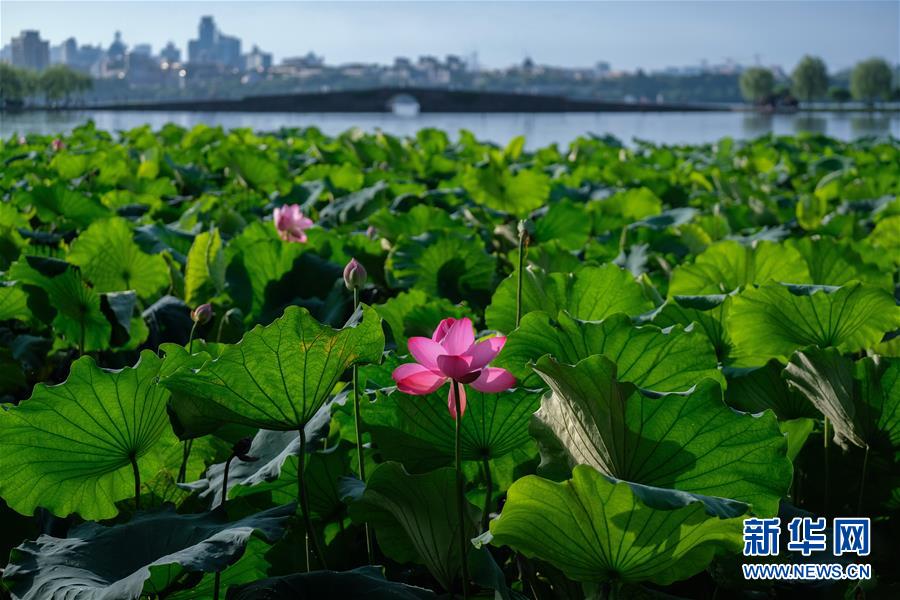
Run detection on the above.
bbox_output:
[0,124,898,599]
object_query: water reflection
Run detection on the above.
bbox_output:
[2,110,897,147]
[850,115,892,137]
[793,115,827,135]
[741,113,774,137]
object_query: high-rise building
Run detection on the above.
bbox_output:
[10,30,49,70]
[160,42,181,64]
[244,45,272,71]
[188,16,242,68]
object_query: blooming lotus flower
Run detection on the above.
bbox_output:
[273,204,313,243]
[391,317,515,419]
[51,138,64,151]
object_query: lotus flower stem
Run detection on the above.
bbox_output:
[481,456,493,533]
[130,453,140,511]
[352,288,375,563]
[297,427,327,571]
[452,379,469,599]
[857,445,870,514]
[515,221,527,328]
[823,417,830,513]
[187,321,199,354]
[213,455,236,600]
[177,439,193,484]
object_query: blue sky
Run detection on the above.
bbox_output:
[2,1,898,70]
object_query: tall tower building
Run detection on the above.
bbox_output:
[10,30,49,70]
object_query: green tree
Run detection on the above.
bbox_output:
[850,58,893,105]
[38,65,92,108]
[791,55,828,103]
[739,67,775,104]
[827,86,852,105]
[0,64,40,106]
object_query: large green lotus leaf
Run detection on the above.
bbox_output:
[0,351,175,520]
[668,240,810,296]
[67,217,169,298]
[224,221,321,319]
[1,504,293,600]
[385,231,496,303]
[533,200,592,251]
[488,465,743,585]
[463,164,550,217]
[10,260,112,352]
[348,462,479,592]
[727,283,900,366]
[496,311,723,390]
[651,294,732,361]
[368,204,457,242]
[163,305,384,431]
[786,237,893,291]
[486,264,653,334]
[227,566,436,600]
[724,360,817,420]
[157,342,248,440]
[362,387,540,472]
[28,184,111,228]
[374,289,475,354]
[0,283,30,321]
[531,355,791,515]
[784,349,899,451]
[184,227,226,306]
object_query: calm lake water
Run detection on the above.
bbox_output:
[1,110,897,147]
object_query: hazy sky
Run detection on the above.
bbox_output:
[2,1,898,71]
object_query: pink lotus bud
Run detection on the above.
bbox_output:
[191,303,214,325]
[343,258,367,291]
[18,136,27,146]
[51,139,65,151]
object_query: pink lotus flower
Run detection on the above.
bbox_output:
[391,317,515,419]
[273,204,313,243]
[51,138,65,151]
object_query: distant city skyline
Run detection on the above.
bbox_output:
[1,1,898,72]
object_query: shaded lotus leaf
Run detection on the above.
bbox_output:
[226,566,437,600]
[181,399,340,510]
[784,349,900,451]
[724,360,817,420]
[2,504,293,600]
[362,387,540,473]
[385,231,497,303]
[651,293,733,361]
[163,305,384,431]
[531,355,791,516]
[374,288,475,354]
[347,462,479,592]
[496,311,723,390]
[9,260,112,352]
[488,465,743,585]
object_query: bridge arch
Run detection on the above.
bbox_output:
[386,92,421,115]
